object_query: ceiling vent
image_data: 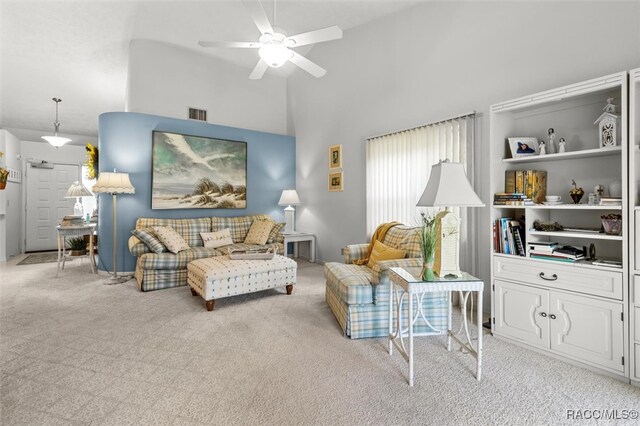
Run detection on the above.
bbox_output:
[188,107,207,122]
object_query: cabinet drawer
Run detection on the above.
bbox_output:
[635,275,640,306]
[494,256,622,300]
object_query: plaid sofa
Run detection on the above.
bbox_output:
[324,225,447,339]
[128,215,284,292]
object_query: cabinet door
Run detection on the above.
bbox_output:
[549,292,624,372]
[494,279,549,348]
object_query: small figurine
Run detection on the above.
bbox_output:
[547,128,557,154]
[558,138,566,153]
[538,141,546,155]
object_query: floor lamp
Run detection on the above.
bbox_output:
[93,172,135,284]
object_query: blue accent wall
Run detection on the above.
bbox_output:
[97,112,295,273]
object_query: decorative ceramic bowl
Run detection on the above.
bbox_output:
[601,218,622,235]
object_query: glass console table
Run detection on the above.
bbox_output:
[388,267,484,385]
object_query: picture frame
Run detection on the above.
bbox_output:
[151,130,247,209]
[508,137,539,158]
[329,144,342,169]
[328,171,344,192]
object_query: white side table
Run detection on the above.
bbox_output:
[388,267,484,385]
[56,224,97,277]
[282,232,316,263]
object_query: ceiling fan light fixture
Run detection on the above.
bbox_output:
[42,97,71,148]
[258,43,292,68]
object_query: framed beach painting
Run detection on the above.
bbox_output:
[329,144,342,169]
[151,131,247,209]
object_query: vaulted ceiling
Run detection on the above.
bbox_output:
[0,0,421,143]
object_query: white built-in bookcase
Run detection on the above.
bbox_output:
[489,72,631,381]
[628,67,640,386]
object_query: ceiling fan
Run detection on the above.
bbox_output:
[198,0,342,80]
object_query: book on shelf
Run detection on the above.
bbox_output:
[599,197,622,206]
[504,170,547,203]
[530,254,583,263]
[527,241,559,254]
[591,259,622,268]
[529,245,586,262]
[493,217,525,256]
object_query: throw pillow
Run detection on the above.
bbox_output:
[267,222,285,243]
[244,220,275,245]
[131,228,167,254]
[367,240,406,269]
[200,228,233,249]
[153,226,190,254]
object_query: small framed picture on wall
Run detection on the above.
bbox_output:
[329,144,342,169]
[328,171,343,192]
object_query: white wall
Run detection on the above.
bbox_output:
[287,1,640,295]
[0,129,22,260]
[126,39,289,135]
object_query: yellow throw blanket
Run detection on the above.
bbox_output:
[353,221,402,265]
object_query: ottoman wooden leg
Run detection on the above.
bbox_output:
[206,300,215,311]
[190,288,197,296]
[286,284,293,295]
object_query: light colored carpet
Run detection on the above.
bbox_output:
[1,257,639,425]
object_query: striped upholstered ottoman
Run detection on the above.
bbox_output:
[187,255,297,311]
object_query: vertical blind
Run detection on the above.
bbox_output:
[365,113,476,242]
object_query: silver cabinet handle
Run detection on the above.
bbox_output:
[539,272,558,281]
[540,312,547,317]
[550,314,557,320]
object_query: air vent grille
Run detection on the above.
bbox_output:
[188,108,207,122]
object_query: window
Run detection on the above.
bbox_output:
[365,114,476,267]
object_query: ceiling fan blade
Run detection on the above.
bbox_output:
[249,60,269,80]
[241,0,274,35]
[287,26,342,47]
[289,51,326,78]
[198,41,260,48]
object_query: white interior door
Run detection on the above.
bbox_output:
[25,163,79,252]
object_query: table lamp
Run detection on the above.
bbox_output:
[93,172,135,284]
[416,160,484,277]
[65,181,93,217]
[278,189,300,234]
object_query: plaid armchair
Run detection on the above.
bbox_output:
[324,225,447,339]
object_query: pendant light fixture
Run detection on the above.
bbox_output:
[42,97,71,148]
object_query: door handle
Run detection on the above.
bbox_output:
[539,272,558,281]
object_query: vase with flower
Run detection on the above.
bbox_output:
[419,212,436,281]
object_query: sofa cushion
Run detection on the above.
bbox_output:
[131,228,167,254]
[211,214,271,243]
[244,220,274,245]
[267,222,285,243]
[381,225,421,258]
[324,262,374,305]
[136,217,210,247]
[153,226,190,254]
[201,229,233,248]
[138,247,218,270]
[366,240,405,269]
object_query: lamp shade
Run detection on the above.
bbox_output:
[92,172,135,194]
[65,181,92,198]
[417,161,484,207]
[42,136,72,147]
[278,189,300,206]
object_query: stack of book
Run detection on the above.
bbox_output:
[504,170,547,203]
[599,197,622,206]
[493,218,526,256]
[493,192,534,206]
[528,242,585,262]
